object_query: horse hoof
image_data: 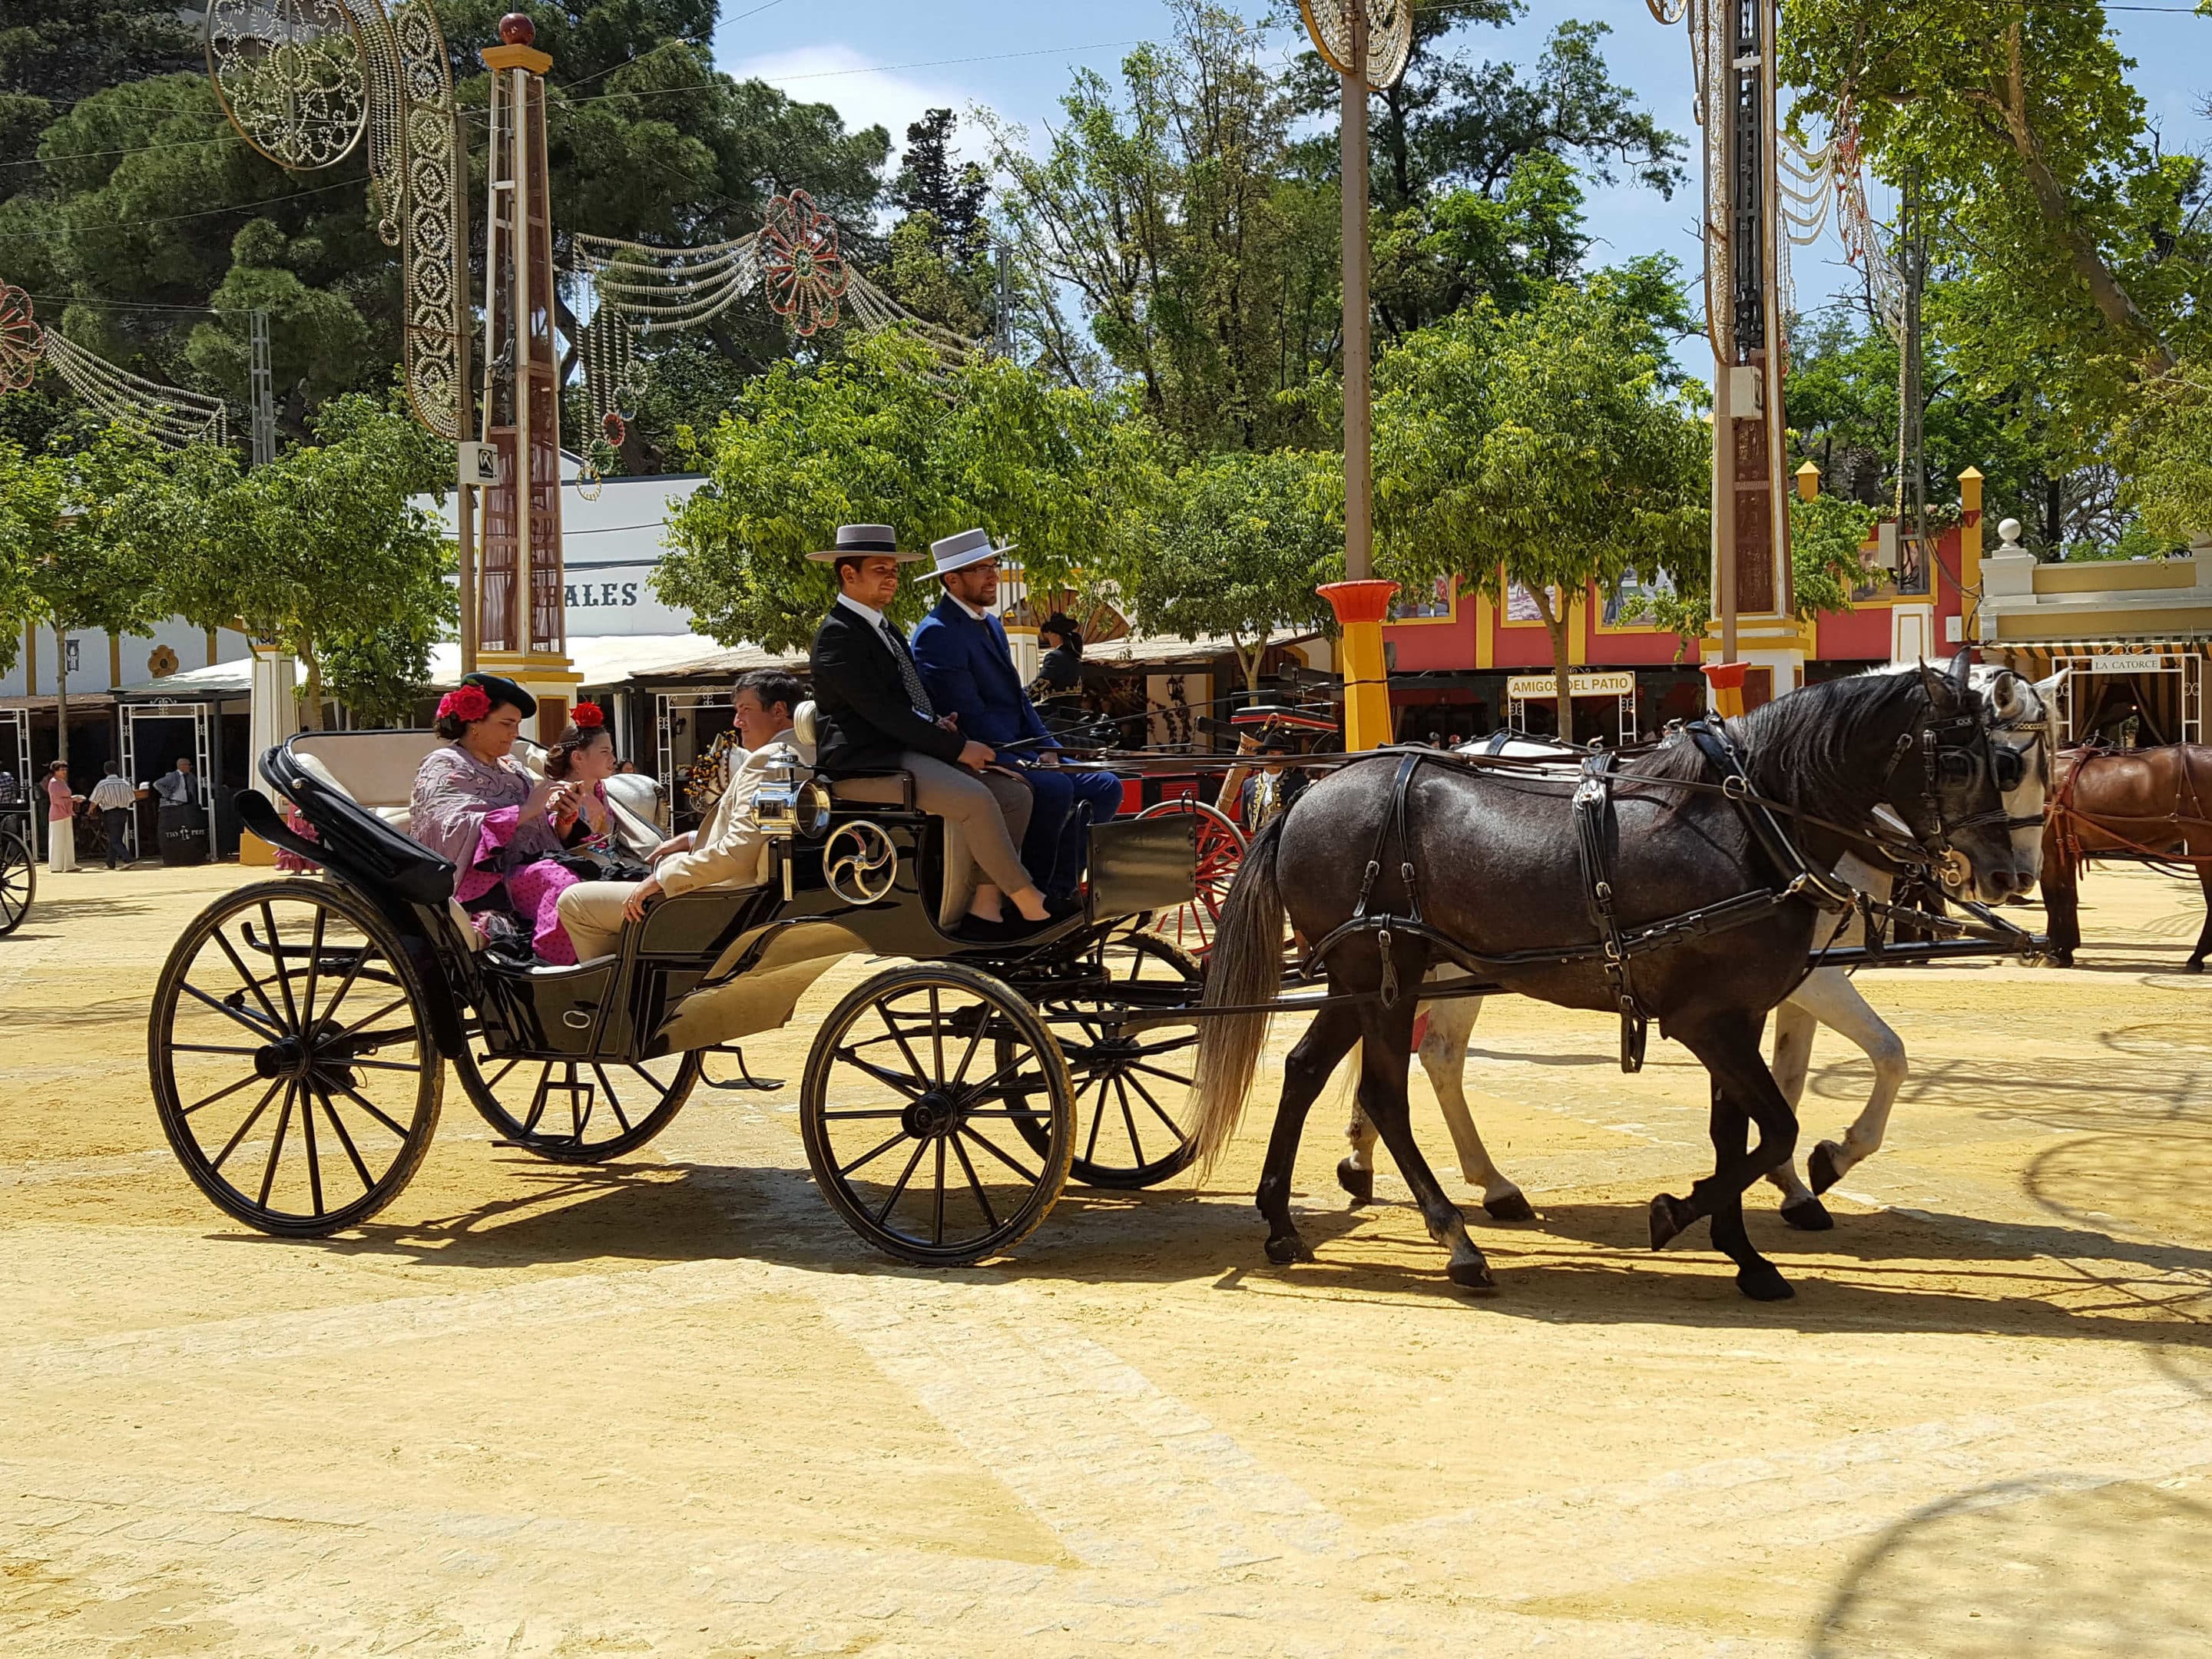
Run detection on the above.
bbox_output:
[1335,1157,1374,1207]
[2188,959,2206,975]
[1447,1257,1496,1292]
[2051,951,2075,969]
[1737,1262,1796,1302]
[1780,1195,1834,1232]
[1648,1193,1696,1250]
[1483,1190,1536,1224]
[1807,1141,1845,1197]
[1264,1233,1315,1266]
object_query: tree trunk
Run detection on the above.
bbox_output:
[301,648,326,733]
[1977,23,2176,373]
[1531,584,1575,741]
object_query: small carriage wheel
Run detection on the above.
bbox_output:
[149,878,442,1237]
[800,963,1074,1267]
[452,1041,700,1164]
[1013,931,1206,1189]
[1134,798,1245,959]
[0,825,34,937]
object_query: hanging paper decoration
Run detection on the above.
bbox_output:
[0,285,42,393]
[758,190,852,337]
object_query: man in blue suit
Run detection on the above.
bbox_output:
[911,528,1121,901]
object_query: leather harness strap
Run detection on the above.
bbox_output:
[1573,750,1648,1073]
[1349,750,1426,1007]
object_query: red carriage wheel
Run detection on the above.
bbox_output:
[1134,798,1247,960]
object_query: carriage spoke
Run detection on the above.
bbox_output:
[344,1057,422,1074]
[259,902,302,1030]
[313,1087,378,1194]
[1122,1071,1190,1140]
[312,945,373,1030]
[929,988,946,1087]
[947,1005,988,1088]
[172,1043,263,1057]
[839,1128,912,1180]
[876,1004,936,1089]
[1114,1078,1147,1167]
[873,1138,930,1227]
[595,1066,636,1134]
[959,1125,1039,1186]
[569,1065,591,1140]
[299,1076,326,1214]
[482,1055,522,1090]
[831,1047,929,1101]
[820,1108,911,1120]
[949,1132,999,1233]
[210,1079,285,1170]
[212,929,287,1030]
[299,909,328,1029]
[180,1071,266,1117]
[329,1079,412,1140]
[257,1084,296,1208]
[1128,1059,1196,1091]
[180,978,283,1039]
[335,995,411,1043]
[932,1138,946,1246]
[1082,1078,1108,1165]
[521,1067,552,1135]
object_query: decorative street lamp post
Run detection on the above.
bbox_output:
[1304,0,1412,751]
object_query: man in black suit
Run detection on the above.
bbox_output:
[807,525,1051,929]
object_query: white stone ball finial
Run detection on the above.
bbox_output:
[1997,518,2024,551]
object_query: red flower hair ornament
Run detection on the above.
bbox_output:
[438,684,492,724]
[572,702,605,730]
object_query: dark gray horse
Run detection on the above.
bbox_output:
[1190,656,2019,1301]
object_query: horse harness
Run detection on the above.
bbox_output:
[1309,711,2015,1075]
[2048,741,2212,868]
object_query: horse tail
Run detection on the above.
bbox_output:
[1192,814,1288,1174]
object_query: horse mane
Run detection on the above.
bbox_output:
[1636,670,1938,826]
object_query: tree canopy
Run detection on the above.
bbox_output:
[657,336,1167,654]
[1375,279,1709,731]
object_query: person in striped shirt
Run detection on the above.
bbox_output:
[87,763,141,869]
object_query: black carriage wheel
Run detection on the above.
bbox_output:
[149,878,442,1237]
[1013,931,1207,1190]
[453,1041,700,1164]
[800,963,1074,1267]
[0,826,33,938]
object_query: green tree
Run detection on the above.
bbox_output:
[157,396,455,727]
[657,334,1167,652]
[1375,281,1707,734]
[0,425,168,760]
[1131,449,1343,693]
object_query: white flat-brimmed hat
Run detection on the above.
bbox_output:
[806,524,927,564]
[927,527,1018,578]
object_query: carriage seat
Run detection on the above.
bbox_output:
[289,731,442,833]
[791,699,979,932]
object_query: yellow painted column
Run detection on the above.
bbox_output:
[1796,460,1820,502]
[1958,466,1984,643]
[1318,579,1399,751]
[1703,659,1748,719]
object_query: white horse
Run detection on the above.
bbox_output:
[1340,668,2058,1230]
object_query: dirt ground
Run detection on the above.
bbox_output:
[5,859,2212,1657]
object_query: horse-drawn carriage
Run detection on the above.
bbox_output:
[0,799,32,938]
[148,711,1209,1266]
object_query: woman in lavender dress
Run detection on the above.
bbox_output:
[409,675,580,949]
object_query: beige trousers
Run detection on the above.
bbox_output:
[557,880,641,963]
[833,757,1035,894]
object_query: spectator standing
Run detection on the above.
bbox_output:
[151,756,201,810]
[88,763,140,868]
[45,761,81,873]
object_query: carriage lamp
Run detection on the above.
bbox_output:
[756,760,833,902]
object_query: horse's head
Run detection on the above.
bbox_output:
[1974,667,2061,895]
[1901,649,2021,902]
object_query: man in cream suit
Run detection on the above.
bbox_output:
[557,669,806,961]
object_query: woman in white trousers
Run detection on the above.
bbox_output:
[45,762,80,873]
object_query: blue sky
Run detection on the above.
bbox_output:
[710,0,2212,361]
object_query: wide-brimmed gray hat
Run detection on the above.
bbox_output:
[927,527,1018,578]
[806,524,927,564]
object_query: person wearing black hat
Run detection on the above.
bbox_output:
[806,525,1051,929]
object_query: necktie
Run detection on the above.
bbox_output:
[880,621,933,717]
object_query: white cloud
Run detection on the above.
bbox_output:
[717,43,989,168]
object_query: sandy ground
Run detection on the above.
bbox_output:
[4,857,2212,1657]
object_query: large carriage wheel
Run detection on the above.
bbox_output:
[149,879,442,1237]
[453,1040,700,1164]
[1016,931,1206,1189]
[800,963,1074,1267]
[1134,798,1245,959]
[0,823,33,938]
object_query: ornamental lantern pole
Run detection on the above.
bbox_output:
[475,12,579,738]
[1305,0,1412,750]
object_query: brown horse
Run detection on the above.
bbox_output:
[2043,743,2212,969]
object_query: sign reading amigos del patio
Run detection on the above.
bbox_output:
[1506,670,1638,700]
